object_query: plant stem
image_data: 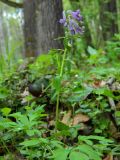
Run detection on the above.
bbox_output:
[55,93,60,132]
[0,138,13,160]
[55,48,67,132]
[60,48,67,77]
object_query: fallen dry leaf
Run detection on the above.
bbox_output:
[103,154,113,160]
[21,88,29,97]
[72,113,89,126]
[61,110,72,126]
[93,80,106,88]
[49,120,55,126]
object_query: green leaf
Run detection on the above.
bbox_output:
[53,75,61,92]
[20,139,39,147]
[69,87,93,102]
[69,151,89,160]
[26,130,36,136]
[9,112,22,119]
[53,148,69,160]
[77,144,102,160]
[57,121,69,131]
[93,88,114,97]
[50,140,64,149]
[1,108,11,116]
[87,46,97,55]
[78,135,113,145]
[0,87,9,99]
[87,135,113,144]
[19,115,29,126]
[115,111,120,117]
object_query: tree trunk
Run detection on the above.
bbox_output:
[107,0,118,36]
[24,0,64,57]
[0,10,6,56]
[99,0,118,40]
[80,0,104,48]
[116,0,120,33]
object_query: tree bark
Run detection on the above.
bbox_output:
[0,10,6,56]
[107,0,118,36]
[24,0,64,57]
[99,0,118,40]
[116,0,120,33]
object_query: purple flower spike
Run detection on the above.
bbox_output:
[69,25,75,35]
[70,29,75,35]
[59,9,84,35]
[71,10,82,21]
[76,27,83,34]
[68,19,75,35]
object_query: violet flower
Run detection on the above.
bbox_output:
[76,26,83,34]
[68,25,75,35]
[69,19,77,35]
[71,10,82,21]
[59,11,67,27]
[69,19,83,35]
[59,9,84,35]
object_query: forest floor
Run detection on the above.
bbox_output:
[0,50,120,160]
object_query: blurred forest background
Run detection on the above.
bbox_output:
[0,0,120,60]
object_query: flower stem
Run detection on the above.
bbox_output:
[60,48,67,77]
[55,48,67,132]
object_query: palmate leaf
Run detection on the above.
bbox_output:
[1,107,11,116]
[9,112,22,119]
[86,135,113,144]
[112,145,120,155]
[50,140,64,148]
[93,87,114,97]
[53,148,69,160]
[68,87,93,102]
[78,135,113,144]
[20,139,39,147]
[20,138,49,148]
[76,144,102,160]
[69,151,89,160]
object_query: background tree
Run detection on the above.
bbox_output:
[0,0,64,57]
[69,0,119,48]
[24,0,64,57]
[0,1,23,63]
[99,0,118,40]
[1,0,120,54]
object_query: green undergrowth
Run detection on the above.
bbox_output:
[0,45,120,159]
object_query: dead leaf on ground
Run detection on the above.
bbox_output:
[61,110,72,126]
[21,88,29,97]
[49,120,55,126]
[93,80,106,88]
[72,113,90,126]
[103,154,113,160]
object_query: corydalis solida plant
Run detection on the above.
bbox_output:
[55,10,84,132]
[59,10,84,35]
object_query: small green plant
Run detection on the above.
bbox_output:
[52,135,113,160]
[54,9,84,131]
[0,104,48,158]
